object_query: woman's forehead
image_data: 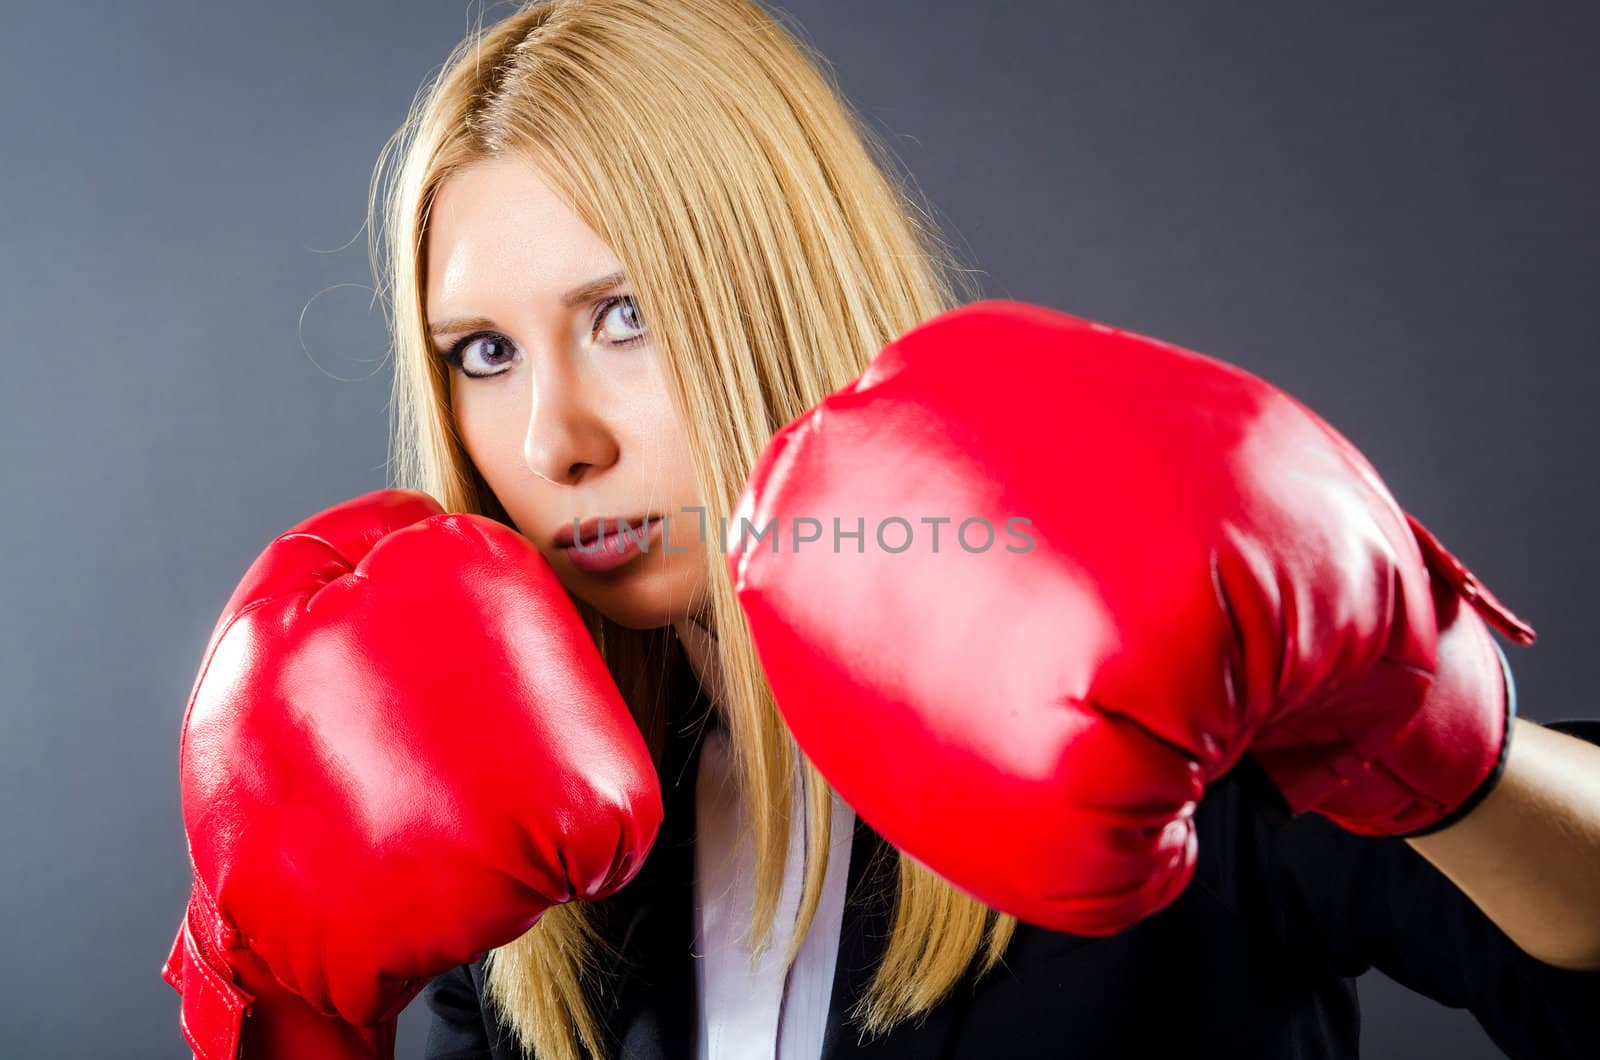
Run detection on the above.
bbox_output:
[425,158,625,321]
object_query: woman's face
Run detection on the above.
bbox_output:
[424,157,710,629]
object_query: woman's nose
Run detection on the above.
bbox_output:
[522,355,617,486]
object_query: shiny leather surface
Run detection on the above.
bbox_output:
[162,488,662,1058]
[729,300,1535,937]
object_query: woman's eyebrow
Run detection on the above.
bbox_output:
[558,269,628,308]
[427,270,629,337]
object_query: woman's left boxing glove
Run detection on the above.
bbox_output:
[728,301,1535,938]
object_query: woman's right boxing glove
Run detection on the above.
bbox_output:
[160,488,662,1059]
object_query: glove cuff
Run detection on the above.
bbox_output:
[1393,636,1517,839]
[161,879,397,1060]
[161,883,251,1060]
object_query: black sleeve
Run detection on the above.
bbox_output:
[1269,718,1600,1060]
[420,960,496,1060]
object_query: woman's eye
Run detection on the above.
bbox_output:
[440,297,642,379]
[595,296,647,346]
[449,334,517,378]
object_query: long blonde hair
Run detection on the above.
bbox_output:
[368,1,1016,1056]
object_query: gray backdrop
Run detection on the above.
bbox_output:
[2,1,1594,1056]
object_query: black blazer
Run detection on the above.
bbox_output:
[421,701,1600,1060]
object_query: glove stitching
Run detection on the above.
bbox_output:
[178,908,247,1060]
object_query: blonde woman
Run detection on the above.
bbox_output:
[162,1,1600,1058]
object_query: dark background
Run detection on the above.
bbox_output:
[2,1,1594,1056]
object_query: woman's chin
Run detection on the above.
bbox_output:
[571,559,707,631]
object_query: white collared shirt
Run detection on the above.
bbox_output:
[692,723,856,1060]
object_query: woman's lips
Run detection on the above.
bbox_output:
[559,514,665,573]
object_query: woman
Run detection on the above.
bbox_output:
[381,0,1016,1053]
[164,0,1600,1057]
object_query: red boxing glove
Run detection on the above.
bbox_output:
[728,301,1535,937]
[161,489,661,1059]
